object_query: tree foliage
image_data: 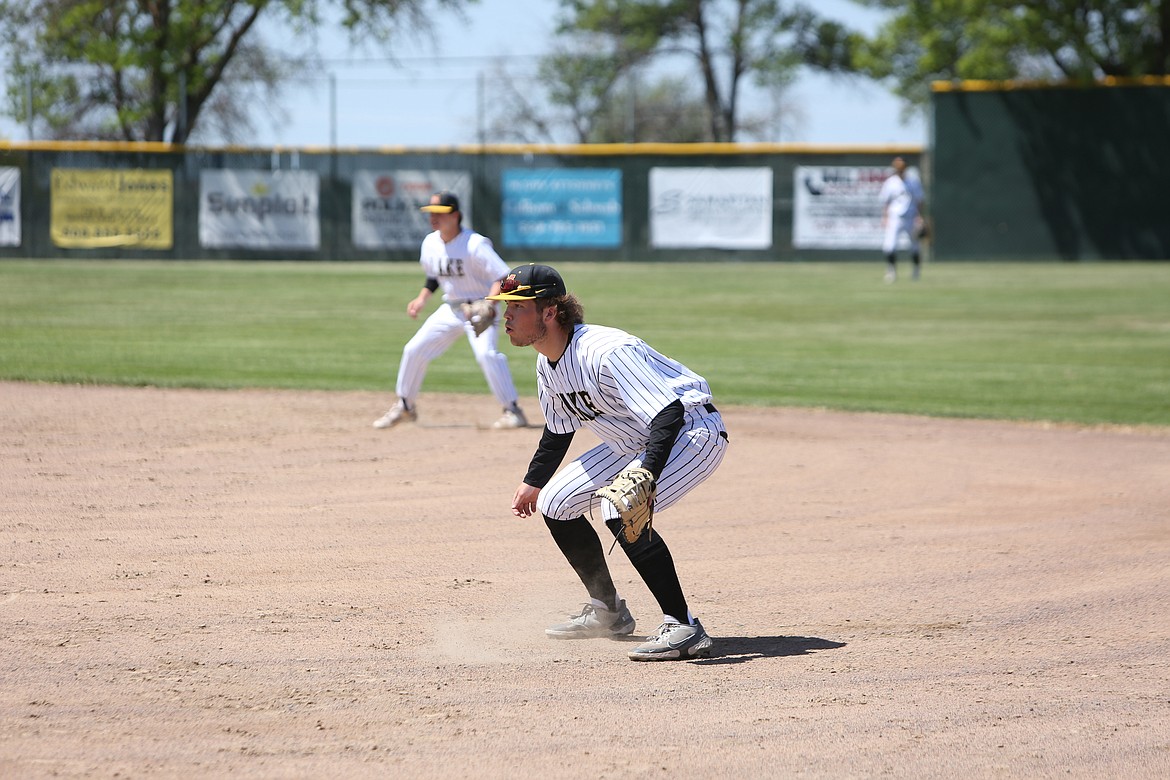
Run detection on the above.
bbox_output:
[854,0,1170,107]
[593,75,714,143]
[0,0,471,143]
[486,56,714,144]
[539,0,861,142]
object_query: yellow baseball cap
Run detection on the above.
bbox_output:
[419,191,460,214]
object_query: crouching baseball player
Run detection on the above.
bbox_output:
[488,264,729,661]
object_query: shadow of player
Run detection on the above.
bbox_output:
[692,635,846,666]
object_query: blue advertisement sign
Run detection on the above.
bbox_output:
[502,169,622,247]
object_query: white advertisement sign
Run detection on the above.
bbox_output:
[199,170,319,250]
[792,165,891,249]
[649,167,772,249]
[0,167,20,247]
[352,170,472,250]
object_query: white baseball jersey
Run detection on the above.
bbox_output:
[879,171,925,254]
[392,226,518,407]
[419,228,509,302]
[533,323,727,524]
[879,172,924,219]
[537,324,713,456]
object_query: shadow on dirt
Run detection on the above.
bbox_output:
[694,635,846,665]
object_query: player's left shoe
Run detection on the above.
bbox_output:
[627,619,713,661]
[492,404,528,429]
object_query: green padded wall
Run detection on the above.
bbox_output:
[931,82,1170,260]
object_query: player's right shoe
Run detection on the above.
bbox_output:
[373,401,417,429]
[545,600,636,639]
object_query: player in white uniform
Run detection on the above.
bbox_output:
[879,156,927,282]
[488,264,729,661]
[373,192,528,430]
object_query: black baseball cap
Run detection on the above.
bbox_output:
[487,264,567,301]
[419,191,460,214]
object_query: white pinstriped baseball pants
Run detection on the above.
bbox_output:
[394,302,519,406]
[538,410,728,522]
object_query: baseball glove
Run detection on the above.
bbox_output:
[460,299,496,337]
[595,467,657,545]
[916,218,931,240]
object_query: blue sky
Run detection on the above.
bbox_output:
[266,0,927,149]
[0,0,927,148]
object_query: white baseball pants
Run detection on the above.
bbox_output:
[538,410,728,522]
[395,302,519,406]
[882,213,920,255]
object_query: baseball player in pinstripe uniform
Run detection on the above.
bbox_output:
[488,264,729,661]
[373,192,528,430]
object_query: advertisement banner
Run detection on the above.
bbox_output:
[649,167,772,249]
[792,165,890,249]
[199,170,319,250]
[502,169,622,248]
[50,168,173,249]
[0,167,19,247]
[352,170,472,250]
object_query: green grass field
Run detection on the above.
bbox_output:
[2,259,1168,427]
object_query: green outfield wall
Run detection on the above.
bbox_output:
[6,81,1170,263]
[0,141,921,263]
[931,79,1170,261]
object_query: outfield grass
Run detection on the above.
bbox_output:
[1,259,1168,427]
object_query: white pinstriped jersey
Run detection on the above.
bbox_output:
[538,324,714,456]
[419,228,510,302]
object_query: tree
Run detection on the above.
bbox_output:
[0,0,473,144]
[853,0,1170,108]
[591,74,715,143]
[484,48,717,144]
[539,0,861,142]
[488,46,631,144]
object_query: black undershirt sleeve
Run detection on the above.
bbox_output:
[424,277,439,293]
[524,426,576,488]
[640,400,685,480]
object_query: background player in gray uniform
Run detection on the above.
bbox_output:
[374,192,528,430]
[488,264,729,661]
[879,156,927,282]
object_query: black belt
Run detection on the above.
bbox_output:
[702,403,728,440]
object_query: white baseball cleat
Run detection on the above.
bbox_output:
[373,400,417,429]
[492,405,528,429]
[627,619,713,661]
[546,601,637,639]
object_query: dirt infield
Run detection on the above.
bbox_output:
[2,382,1169,778]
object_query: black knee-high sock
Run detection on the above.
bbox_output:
[605,519,690,623]
[544,515,618,610]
